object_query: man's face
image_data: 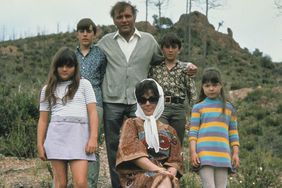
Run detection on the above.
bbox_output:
[76,27,95,48]
[113,6,136,38]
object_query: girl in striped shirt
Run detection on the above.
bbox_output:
[188,67,240,188]
[37,47,99,187]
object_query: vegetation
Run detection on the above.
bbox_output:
[0,11,281,186]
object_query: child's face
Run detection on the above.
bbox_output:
[57,65,75,81]
[202,82,222,99]
[162,44,180,62]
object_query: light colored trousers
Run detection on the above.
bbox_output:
[199,166,228,188]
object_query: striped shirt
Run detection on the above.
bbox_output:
[188,97,239,168]
[39,79,96,118]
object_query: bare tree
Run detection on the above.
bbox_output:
[1,25,6,41]
[275,0,282,13]
[151,0,169,26]
[217,20,224,31]
[208,0,222,18]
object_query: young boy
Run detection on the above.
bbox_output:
[148,33,197,145]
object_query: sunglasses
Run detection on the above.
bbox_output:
[137,96,159,104]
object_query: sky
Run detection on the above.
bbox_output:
[1,0,282,62]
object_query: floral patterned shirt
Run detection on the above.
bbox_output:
[76,44,106,107]
[148,60,197,105]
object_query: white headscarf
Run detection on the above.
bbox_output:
[135,78,164,153]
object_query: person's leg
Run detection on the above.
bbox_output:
[103,103,126,188]
[70,160,88,188]
[88,106,103,188]
[167,104,186,145]
[50,160,68,188]
[157,176,172,188]
[199,166,215,188]
[214,167,228,188]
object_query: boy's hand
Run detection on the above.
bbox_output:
[186,63,198,76]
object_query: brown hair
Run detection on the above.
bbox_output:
[199,67,227,114]
[110,1,137,19]
[43,47,80,106]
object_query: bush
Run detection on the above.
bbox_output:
[0,88,38,157]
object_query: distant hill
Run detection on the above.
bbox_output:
[0,11,281,186]
[0,11,281,93]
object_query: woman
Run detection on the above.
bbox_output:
[116,79,183,188]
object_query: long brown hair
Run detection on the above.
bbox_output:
[198,67,227,114]
[43,47,80,106]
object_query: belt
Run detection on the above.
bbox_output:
[164,96,185,104]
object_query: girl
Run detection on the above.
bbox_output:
[37,47,98,187]
[188,67,240,188]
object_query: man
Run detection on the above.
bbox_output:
[76,18,106,188]
[97,2,197,187]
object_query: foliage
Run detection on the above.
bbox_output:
[0,85,38,157]
[0,13,281,185]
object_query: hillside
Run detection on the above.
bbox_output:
[0,11,282,187]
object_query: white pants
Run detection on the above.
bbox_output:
[199,166,228,188]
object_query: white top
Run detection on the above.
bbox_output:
[39,79,96,118]
[114,28,141,62]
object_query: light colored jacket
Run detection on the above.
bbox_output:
[97,31,163,104]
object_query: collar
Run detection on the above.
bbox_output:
[113,28,141,40]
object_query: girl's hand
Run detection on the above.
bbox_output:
[37,145,47,161]
[190,152,200,167]
[232,153,240,168]
[85,138,98,155]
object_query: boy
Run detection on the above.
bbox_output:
[148,33,197,144]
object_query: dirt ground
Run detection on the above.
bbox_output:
[0,142,111,188]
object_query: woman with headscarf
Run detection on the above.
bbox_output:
[115,79,183,188]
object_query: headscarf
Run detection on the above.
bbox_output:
[135,78,164,153]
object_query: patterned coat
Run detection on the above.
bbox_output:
[116,118,183,188]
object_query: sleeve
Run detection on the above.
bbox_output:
[164,126,183,176]
[185,76,198,106]
[82,79,97,104]
[116,119,148,169]
[39,85,50,112]
[188,104,201,141]
[147,66,154,78]
[98,47,107,83]
[228,104,240,147]
[150,37,164,66]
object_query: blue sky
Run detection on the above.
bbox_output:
[1,0,282,62]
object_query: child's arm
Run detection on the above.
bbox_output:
[189,140,200,167]
[37,111,49,161]
[186,77,198,106]
[232,145,240,168]
[85,103,99,154]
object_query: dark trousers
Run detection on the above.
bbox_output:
[159,103,187,145]
[103,103,137,188]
